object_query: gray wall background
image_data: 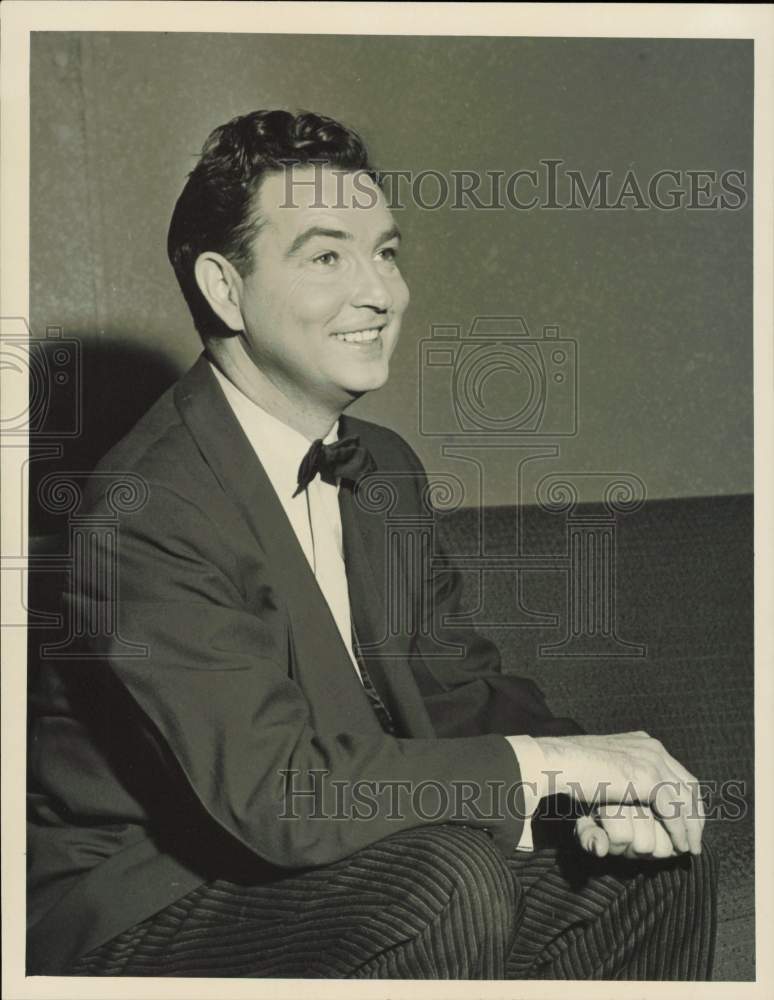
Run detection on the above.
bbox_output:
[30,33,753,507]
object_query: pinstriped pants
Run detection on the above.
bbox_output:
[69,824,717,979]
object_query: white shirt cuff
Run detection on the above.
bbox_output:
[504,734,548,852]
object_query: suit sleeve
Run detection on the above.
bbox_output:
[394,438,585,740]
[69,479,526,869]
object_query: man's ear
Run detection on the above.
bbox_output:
[194,252,245,333]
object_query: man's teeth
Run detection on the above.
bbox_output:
[335,328,381,343]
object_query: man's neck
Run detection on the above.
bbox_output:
[206,339,345,442]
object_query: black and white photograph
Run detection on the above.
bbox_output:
[2,3,772,997]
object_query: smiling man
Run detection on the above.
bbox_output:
[27,110,717,979]
[196,166,408,439]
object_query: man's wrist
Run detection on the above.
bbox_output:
[534,735,581,799]
[505,734,549,805]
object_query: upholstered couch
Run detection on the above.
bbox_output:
[27,492,754,980]
[436,492,755,980]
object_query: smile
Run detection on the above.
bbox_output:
[333,327,383,344]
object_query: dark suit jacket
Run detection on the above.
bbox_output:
[27,354,579,973]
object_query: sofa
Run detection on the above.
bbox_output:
[436,492,755,980]
[26,491,754,980]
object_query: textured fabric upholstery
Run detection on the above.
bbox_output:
[435,493,753,980]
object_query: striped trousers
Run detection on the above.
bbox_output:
[69,824,717,979]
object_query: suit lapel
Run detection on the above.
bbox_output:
[173,355,383,734]
[339,416,436,738]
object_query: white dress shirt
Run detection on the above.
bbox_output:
[210,362,544,851]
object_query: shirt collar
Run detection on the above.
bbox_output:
[209,361,339,500]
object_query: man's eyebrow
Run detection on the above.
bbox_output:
[285,224,403,258]
[374,224,402,248]
[285,227,353,257]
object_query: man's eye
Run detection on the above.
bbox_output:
[377,246,399,263]
[312,251,339,266]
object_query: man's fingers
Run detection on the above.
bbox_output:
[651,818,676,858]
[661,750,706,844]
[633,744,702,856]
[640,741,704,855]
[652,780,692,853]
[596,808,633,856]
[585,807,678,862]
[536,732,707,857]
[679,782,704,855]
[624,811,675,859]
[575,816,609,857]
[630,809,656,856]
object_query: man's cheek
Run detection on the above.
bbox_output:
[291,278,348,325]
[397,272,410,303]
[390,273,410,316]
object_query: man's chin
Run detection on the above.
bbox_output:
[338,368,390,397]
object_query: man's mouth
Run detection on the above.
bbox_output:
[332,326,384,345]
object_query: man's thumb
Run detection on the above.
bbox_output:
[575,815,610,857]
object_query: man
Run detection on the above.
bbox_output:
[27,109,716,978]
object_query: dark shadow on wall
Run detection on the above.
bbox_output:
[27,335,182,537]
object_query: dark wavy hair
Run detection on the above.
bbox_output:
[167,109,378,339]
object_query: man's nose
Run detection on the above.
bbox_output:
[350,258,393,312]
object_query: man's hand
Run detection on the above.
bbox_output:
[535,731,705,855]
[575,806,677,860]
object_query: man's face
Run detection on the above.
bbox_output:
[234,165,409,408]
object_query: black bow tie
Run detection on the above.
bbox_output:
[294,435,376,497]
